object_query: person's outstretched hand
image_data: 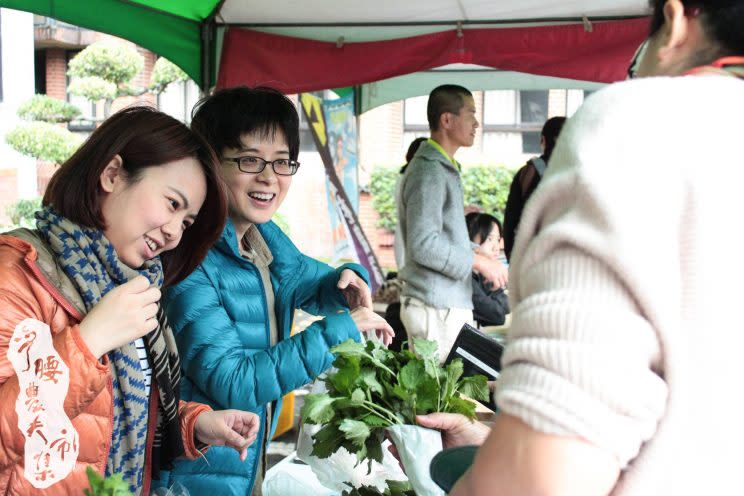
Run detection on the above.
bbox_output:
[387,413,490,471]
[349,307,395,346]
[337,269,373,310]
[473,254,509,289]
[194,410,260,461]
[416,413,491,449]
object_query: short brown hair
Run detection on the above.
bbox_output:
[43,106,227,286]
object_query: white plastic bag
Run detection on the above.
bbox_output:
[298,421,408,493]
[297,376,408,492]
[262,452,338,496]
[386,424,445,496]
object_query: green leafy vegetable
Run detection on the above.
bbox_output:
[342,480,415,496]
[301,338,490,467]
[84,466,132,496]
[302,393,337,424]
[339,419,372,448]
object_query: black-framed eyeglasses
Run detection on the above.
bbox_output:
[223,156,301,176]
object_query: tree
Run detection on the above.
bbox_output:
[149,57,189,94]
[369,165,515,232]
[67,41,145,118]
[3,95,82,228]
[5,95,82,164]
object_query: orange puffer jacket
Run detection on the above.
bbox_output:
[0,232,209,495]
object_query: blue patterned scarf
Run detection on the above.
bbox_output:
[35,207,183,494]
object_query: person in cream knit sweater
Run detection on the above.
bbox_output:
[417,1,744,494]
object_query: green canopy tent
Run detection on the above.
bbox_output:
[2,0,650,110]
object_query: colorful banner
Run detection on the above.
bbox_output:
[299,93,384,292]
[323,95,359,262]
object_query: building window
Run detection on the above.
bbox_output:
[34,50,46,95]
[403,95,429,130]
[157,78,200,124]
[482,90,549,155]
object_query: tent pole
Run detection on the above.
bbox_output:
[353,85,362,116]
[218,15,644,28]
[200,21,214,96]
[201,0,228,95]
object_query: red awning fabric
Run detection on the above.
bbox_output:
[217,17,649,92]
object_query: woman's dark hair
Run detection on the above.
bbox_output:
[191,86,300,160]
[541,116,567,161]
[43,106,227,287]
[400,137,428,174]
[649,0,744,56]
[466,212,502,244]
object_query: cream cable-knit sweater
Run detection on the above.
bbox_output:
[496,75,744,495]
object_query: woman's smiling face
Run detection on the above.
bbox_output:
[220,130,293,228]
[99,155,206,269]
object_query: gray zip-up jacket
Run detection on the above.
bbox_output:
[397,140,474,309]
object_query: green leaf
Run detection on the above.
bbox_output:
[446,359,464,386]
[412,338,438,360]
[386,480,416,496]
[370,164,515,233]
[458,375,490,402]
[443,359,464,399]
[413,378,440,414]
[351,388,366,404]
[300,394,336,424]
[84,465,132,495]
[149,56,189,93]
[68,41,143,85]
[423,358,441,379]
[17,94,81,123]
[68,76,117,101]
[339,419,371,448]
[312,423,347,459]
[5,121,82,163]
[358,368,384,395]
[329,355,361,394]
[445,395,477,419]
[398,361,424,391]
[371,346,394,363]
[369,167,400,231]
[332,339,367,357]
[5,197,41,228]
[392,384,411,402]
[367,433,385,463]
[360,414,391,428]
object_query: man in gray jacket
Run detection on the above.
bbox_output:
[397,84,508,362]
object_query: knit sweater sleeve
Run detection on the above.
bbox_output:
[495,82,675,468]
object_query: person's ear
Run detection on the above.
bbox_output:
[99,154,124,193]
[657,0,690,59]
[440,112,453,131]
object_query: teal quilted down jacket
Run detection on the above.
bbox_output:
[152,220,364,495]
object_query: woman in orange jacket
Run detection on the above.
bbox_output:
[0,106,259,495]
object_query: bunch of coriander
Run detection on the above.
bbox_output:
[301,338,489,464]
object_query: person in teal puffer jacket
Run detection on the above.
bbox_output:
[152,86,394,496]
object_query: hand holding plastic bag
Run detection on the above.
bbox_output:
[386,425,445,496]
